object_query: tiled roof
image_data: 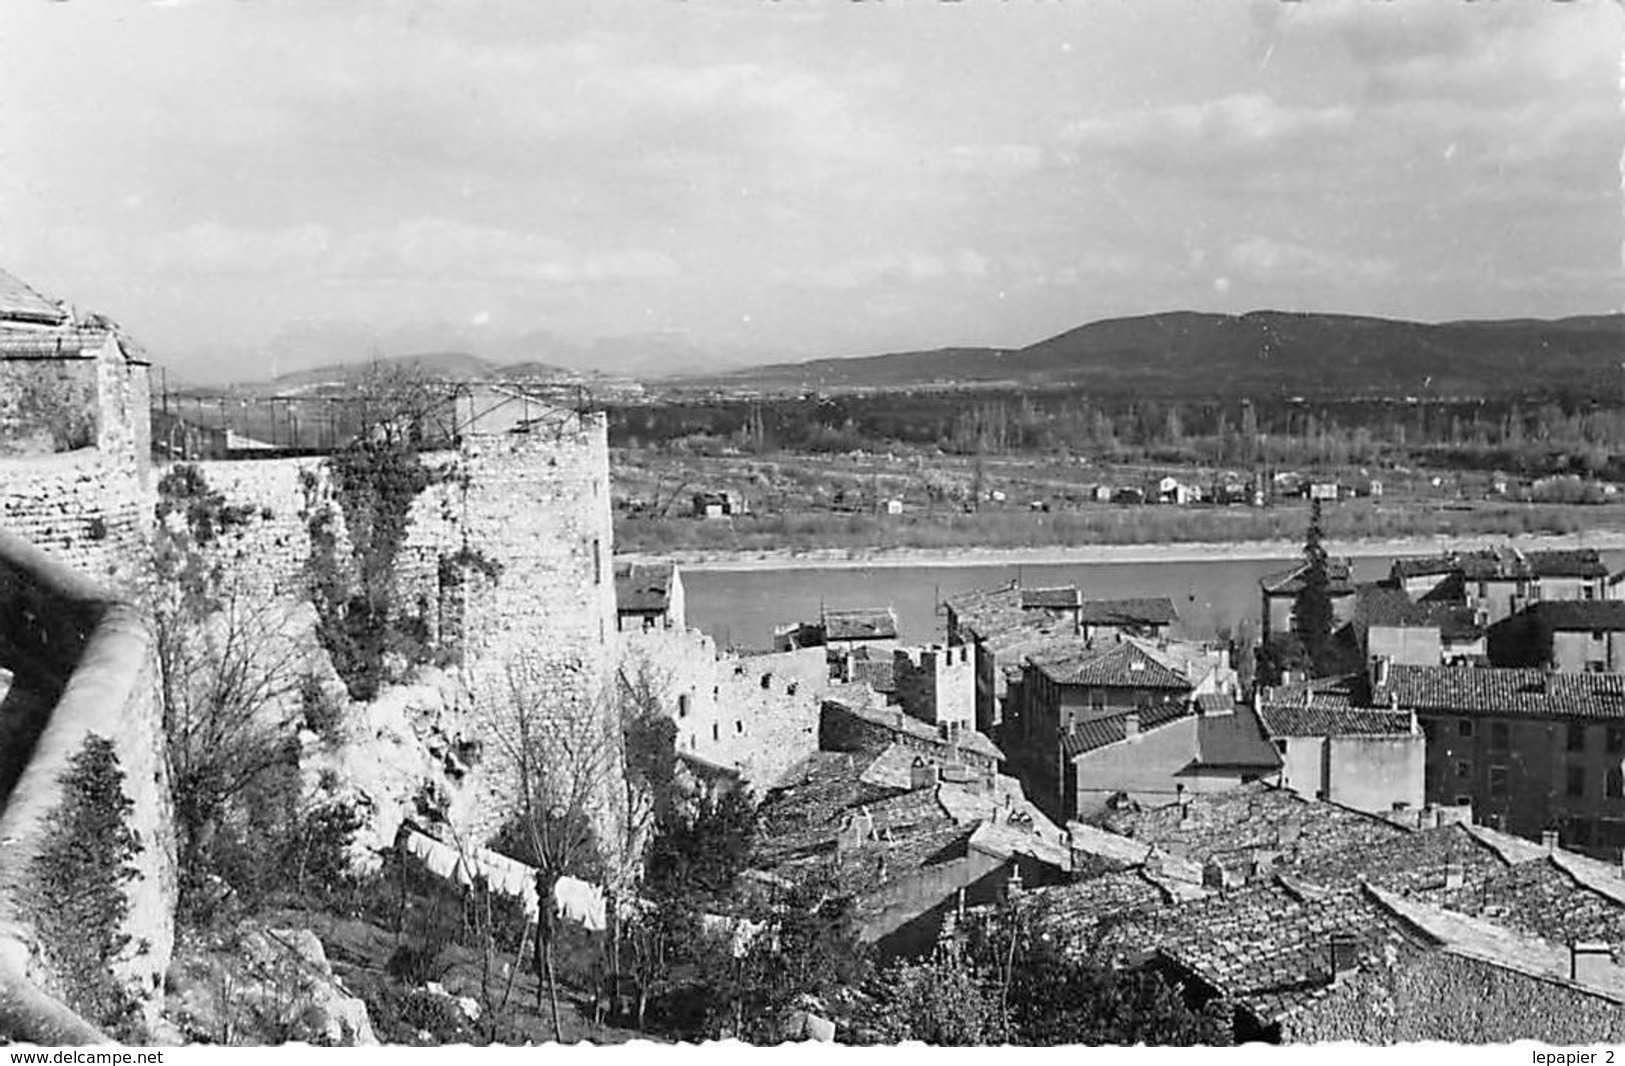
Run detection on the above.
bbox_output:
[1260,558,1356,597]
[1157,877,1422,1027]
[1033,783,1625,1029]
[848,654,896,693]
[1194,705,1282,770]
[1369,886,1625,1005]
[1257,701,1414,738]
[1529,549,1612,580]
[1527,600,1625,632]
[822,606,898,642]
[0,269,68,326]
[1031,640,1194,691]
[1376,663,1625,721]
[824,697,1005,761]
[1062,701,1195,759]
[1022,585,1081,610]
[1393,547,1609,582]
[614,560,676,613]
[1354,583,1483,641]
[1078,597,1179,627]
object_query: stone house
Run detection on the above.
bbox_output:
[1391,547,1612,627]
[1255,686,1424,814]
[1258,558,1357,643]
[1499,600,1625,674]
[754,739,1067,958]
[1375,662,1625,855]
[614,558,685,632]
[1027,782,1625,1044]
[943,581,1178,733]
[1059,697,1281,820]
[0,269,152,584]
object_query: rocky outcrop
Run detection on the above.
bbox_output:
[163,925,375,1046]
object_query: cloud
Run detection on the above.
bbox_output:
[143,218,677,286]
[1061,93,1355,167]
[780,248,994,291]
[146,222,333,275]
[1226,235,1393,282]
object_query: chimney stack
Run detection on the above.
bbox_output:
[1571,942,1612,985]
[1543,828,1561,854]
[1124,713,1140,739]
[1372,655,1391,689]
[1329,934,1361,981]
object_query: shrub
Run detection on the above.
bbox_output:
[25,734,145,1038]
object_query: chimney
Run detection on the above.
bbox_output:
[1005,864,1025,902]
[1443,860,1464,891]
[1372,655,1391,689]
[1329,934,1361,981]
[1543,828,1560,854]
[909,757,939,791]
[1571,942,1612,985]
[1124,713,1140,739]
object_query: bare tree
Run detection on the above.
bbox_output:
[144,498,314,897]
[483,650,619,1042]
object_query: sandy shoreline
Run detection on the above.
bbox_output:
[622,530,1625,572]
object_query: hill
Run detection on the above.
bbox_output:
[222,351,588,397]
[697,310,1625,400]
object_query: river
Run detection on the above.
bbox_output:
[682,550,1625,651]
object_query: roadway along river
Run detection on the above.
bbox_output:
[682,551,1625,652]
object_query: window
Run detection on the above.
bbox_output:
[1569,722,1587,753]
[712,723,720,743]
[1608,768,1624,800]
[1588,661,1608,674]
[592,538,602,585]
[1568,765,1586,798]
[678,694,691,719]
[1478,581,1489,599]
[1490,722,1509,752]
[1458,719,1474,738]
[1456,760,1471,779]
[1275,740,1289,755]
[1585,585,1598,601]
[1489,765,1508,799]
[1089,690,1106,711]
[1609,726,1624,754]
[735,720,744,734]
[1594,630,1607,642]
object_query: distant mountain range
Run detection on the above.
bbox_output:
[688,310,1625,400]
[207,309,1625,402]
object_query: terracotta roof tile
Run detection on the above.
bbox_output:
[1032,640,1193,691]
[1377,663,1625,721]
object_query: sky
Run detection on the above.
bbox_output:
[1,0,1622,383]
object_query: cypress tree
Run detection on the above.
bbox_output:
[1291,497,1335,675]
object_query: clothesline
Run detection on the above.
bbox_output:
[395,823,763,953]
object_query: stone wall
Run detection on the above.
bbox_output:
[0,528,175,1044]
[453,413,620,847]
[621,627,823,791]
[0,339,153,590]
[150,403,624,862]
[1284,943,1625,1044]
[0,451,150,587]
[893,644,975,729]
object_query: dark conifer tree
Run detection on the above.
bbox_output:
[1291,497,1335,675]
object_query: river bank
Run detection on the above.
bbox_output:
[624,529,1625,573]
